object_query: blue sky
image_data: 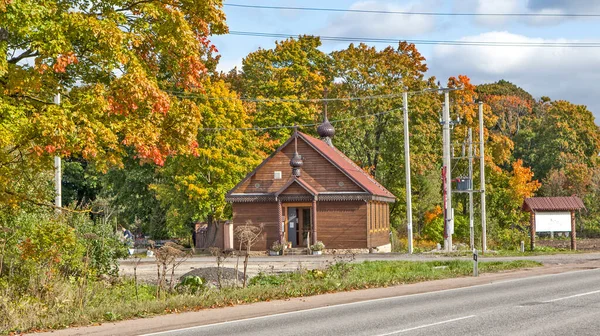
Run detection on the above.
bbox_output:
[212,0,600,120]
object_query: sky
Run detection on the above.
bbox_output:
[212,0,600,121]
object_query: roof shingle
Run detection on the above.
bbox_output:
[298,132,396,199]
[522,196,585,212]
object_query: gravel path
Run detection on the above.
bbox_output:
[118,252,600,284]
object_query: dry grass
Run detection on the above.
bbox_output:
[2,259,541,334]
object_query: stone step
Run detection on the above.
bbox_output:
[284,248,310,255]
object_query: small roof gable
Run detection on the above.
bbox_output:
[298,132,395,199]
[522,196,585,212]
[275,177,318,197]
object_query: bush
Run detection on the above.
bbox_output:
[175,276,207,294]
[493,228,530,250]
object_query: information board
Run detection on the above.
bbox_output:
[535,212,571,232]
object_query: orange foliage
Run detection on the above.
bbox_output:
[424,205,442,224]
[509,159,541,201]
[53,52,78,73]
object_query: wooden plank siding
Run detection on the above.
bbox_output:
[232,202,279,251]
[317,201,367,249]
[235,138,363,194]
[367,201,390,248]
[280,181,311,195]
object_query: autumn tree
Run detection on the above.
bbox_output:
[232,35,330,144]
[514,100,600,181]
[0,0,227,210]
[152,80,266,242]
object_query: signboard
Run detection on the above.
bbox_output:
[535,212,571,232]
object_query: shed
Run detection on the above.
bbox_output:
[522,196,585,250]
[226,112,395,252]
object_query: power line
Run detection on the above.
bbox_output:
[224,3,600,17]
[199,107,403,131]
[169,87,458,102]
[229,31,600,48]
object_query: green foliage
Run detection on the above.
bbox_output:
[422,217,444,243]
[236,35,330,143]
[176,276,207,295]
[70,213,128,276]
[492,228,530,251]
[476,80,534,102]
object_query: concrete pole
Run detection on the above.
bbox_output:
[403,91,413,254]
[478,102,487,253]
[443,91,453,251]
[468,128,474,250]
[54,93,62,211]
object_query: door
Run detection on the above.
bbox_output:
[287,207,298,247]
[302,208,312,246]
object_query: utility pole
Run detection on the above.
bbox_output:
[479,102,487,253]
[403,91,413,254]
[54,93,62,212]
[442,90,453,252]
[468,128,474,250]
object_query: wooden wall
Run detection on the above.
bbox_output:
[317,201,367,249]
[232,199,391,251]
[367,201,390,248]
[235,138,362,194]
[232,202,279,251]
[280,181,310,195]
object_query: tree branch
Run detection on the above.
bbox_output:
[8,49,39,64]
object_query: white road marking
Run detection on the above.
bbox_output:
[374,315,477,336]
[139,268,600,336]
[544,289,600,303]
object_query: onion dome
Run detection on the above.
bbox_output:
[290,152,303,177]
[290,152,303,168]
[317,115,335,140]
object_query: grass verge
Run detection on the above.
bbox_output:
[3,259,541,334]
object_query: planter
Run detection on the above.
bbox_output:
[312,250,322,255]
[269,250,281,256]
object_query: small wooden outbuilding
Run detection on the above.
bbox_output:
[522,196,585,250]
[226,114,395,252]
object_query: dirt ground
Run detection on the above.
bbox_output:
[119,251,600,284]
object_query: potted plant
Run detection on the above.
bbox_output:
[311,241,325,255]
[269,241,283,256]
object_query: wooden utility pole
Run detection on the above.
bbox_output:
[403,91,413,254]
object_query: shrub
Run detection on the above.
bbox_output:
[176,276,207,294]
[311,241,325,251]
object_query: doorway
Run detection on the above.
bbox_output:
[285,206,312,247]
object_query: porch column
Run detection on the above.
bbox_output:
[571,210,577,251]
[278,200,283,243]
[312,199,317,244]
[530,211,536,251]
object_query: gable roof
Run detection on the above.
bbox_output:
[275,177,318,197]
[297,132,396,199]
[227,131,395,202]
[522,196,585,212]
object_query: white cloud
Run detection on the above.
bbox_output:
[430,31,600,119]
[321,0,439,37]
[455,0,600,27]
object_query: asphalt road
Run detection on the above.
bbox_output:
[142,268,600,336]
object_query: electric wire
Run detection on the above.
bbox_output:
[197,107,403,131]
[224,3,600,18]
[168,87,460,103]
[229,31,600,48]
